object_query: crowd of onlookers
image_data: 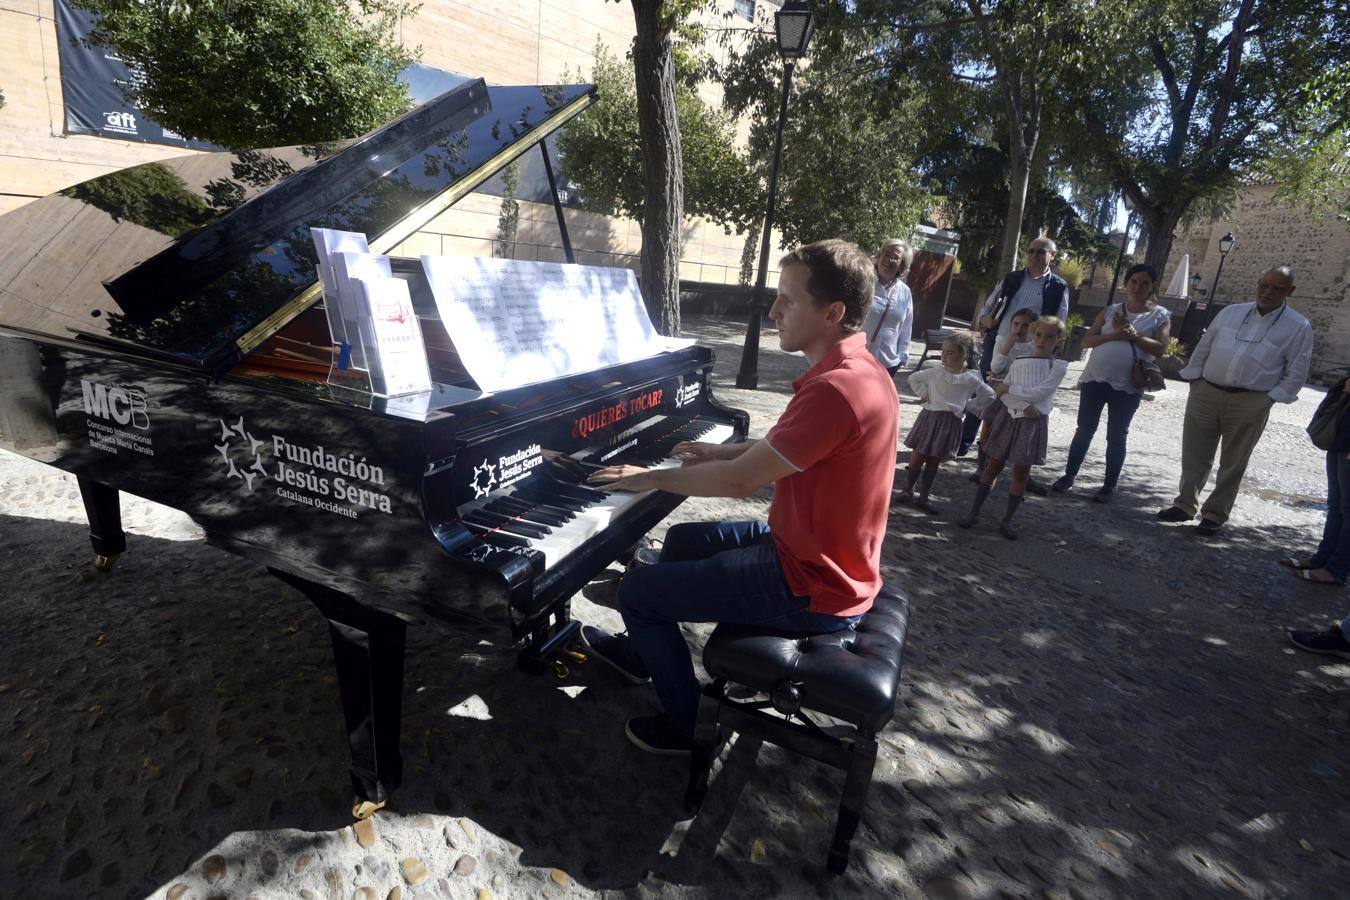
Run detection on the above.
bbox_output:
[862,236,1350,660]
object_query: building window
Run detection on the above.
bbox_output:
[735,0,755,21]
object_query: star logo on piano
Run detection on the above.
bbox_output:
[214,416,269,492]
[470,459,497,499]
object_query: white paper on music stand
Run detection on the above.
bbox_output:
[353,276,432,396]
[420,256,692,393]
[310,228,371,359]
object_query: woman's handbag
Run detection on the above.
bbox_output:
[1130,344,1166,391]
[1307,384,1350,450]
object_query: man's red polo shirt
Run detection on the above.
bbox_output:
[764,331,899,616]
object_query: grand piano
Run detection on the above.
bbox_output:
[0,78,747,813]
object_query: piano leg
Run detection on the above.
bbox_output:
[269,569,406,811]
[77,476,126,572]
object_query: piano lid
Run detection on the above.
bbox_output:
[0,79,595,372]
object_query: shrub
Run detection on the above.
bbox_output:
[1058,256,1086,288]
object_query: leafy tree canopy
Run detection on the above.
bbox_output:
[1060,0,1350,266]
[74,0,419,149]
[557,42,758,234]
[715,19,930,256]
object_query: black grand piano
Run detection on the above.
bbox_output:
[0,78,747,814]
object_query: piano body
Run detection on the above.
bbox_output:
[0,78,747,810]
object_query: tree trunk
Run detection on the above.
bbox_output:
[1137,203,1185,273]
[631,0,684,337]
[997,141,1031,277]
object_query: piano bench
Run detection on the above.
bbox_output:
[684,585,909,875]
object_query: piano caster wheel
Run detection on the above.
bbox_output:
[563,648,588,665]
[551,660,570,679]
[93,553,121,573]
[352,798,386,820]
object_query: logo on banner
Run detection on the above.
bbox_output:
[102,111,138,135]
[210,415,394,516]
[471,460,498,498]
[214,416,269,492]
[82,378,154,457]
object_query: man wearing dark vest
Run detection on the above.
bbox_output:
[958,236,1069,462]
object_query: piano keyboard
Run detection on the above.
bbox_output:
[460,416,735,570]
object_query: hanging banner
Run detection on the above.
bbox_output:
[54,0,221,150]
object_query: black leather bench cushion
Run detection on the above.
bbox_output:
[702,586,909,733]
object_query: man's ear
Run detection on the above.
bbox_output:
[826,300,845,326]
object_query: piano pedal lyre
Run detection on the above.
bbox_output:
[352,798,386,820]
[93,553,121,573]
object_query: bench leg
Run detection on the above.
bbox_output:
[685,678,726,814]
[827,732,878,875]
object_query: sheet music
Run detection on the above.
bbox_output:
[310,228,371,368]
[354,277,432,397]
[420,256,691,393]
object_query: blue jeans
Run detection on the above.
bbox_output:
[1063,380,1143,489]
[1311,450,1350,583]
[618,521,856,736]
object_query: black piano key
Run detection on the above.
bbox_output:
[490,494,573,521]
[465,523,529,548]
[463,510,551,540]
[487,498,569,528]
[534,481,607,505]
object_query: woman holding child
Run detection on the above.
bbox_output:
[1052,264,1172,503]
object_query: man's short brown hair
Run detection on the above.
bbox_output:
[779,239,875,331]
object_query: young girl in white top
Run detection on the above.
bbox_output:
[975,307,1036,480]
[896,333,995,513]
[961,317,1069,539]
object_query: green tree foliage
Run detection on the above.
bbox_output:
[716,18,929,258]
[496,160,521,258]
[64,163,214,237]
[558,43,757,234]
[1064,0,1350,268]
[1269,62,1350,219]
[74,0,419,149]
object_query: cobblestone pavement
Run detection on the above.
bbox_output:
[2,316,1348,899]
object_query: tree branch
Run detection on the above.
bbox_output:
[1197,0,1257,163]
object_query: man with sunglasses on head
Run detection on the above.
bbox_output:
[959,236,1070,477]
[1158,266,1313,535]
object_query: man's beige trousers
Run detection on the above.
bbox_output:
[1173,379,1275,525]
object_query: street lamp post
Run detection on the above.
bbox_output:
[1203,232,1236,327]
[1179,271,1204,344]
[735,0,815,390]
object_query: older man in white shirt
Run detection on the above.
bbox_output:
[1158,266,1314,534]
[862,239,914,375]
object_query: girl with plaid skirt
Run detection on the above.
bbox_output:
[961,317,1068,539]
[895,333,995,513]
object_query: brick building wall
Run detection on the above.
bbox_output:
[1161,184,1350,377]
[0,0,772,285]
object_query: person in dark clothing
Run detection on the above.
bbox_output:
[1281,376,1350,584]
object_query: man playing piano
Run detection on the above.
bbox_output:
[584,239,900,754]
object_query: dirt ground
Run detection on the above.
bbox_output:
[2,315,1347,899]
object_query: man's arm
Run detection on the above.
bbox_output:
[978,285,1002,329]
[588,439,795,498]
[672,438,757,464]
[895,292,914,365]
[1055,282,1069,321]
[1178,307,1227,380]
[1269,323,1315,404]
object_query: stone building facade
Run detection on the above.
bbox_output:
[0,0,774,285]
[1160,184,1350,378]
